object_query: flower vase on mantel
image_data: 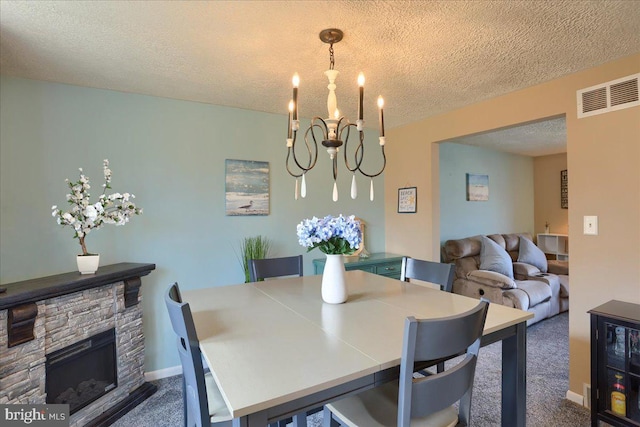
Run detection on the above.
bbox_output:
[321,254,348,304]
[77,254,100,275]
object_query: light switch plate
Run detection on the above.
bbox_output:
[584,216,598,235]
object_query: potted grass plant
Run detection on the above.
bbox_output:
[238,235,271,282]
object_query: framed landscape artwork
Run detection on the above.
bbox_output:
[466,174,489,201]
[225,159,269,216]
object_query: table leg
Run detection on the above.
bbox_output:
[291,413,307,427]
[501,321,527,427]
[233,414,266,427]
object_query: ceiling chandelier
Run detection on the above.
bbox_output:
[285,28,386,202]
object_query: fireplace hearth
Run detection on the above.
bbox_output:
[46,329,117,415]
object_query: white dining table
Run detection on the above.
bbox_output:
[182,270,533,427]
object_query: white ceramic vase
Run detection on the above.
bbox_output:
[77,254,100,274]
[321,254,348,304]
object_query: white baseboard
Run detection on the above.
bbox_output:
[566,389,585,407]
[145,365,182,381]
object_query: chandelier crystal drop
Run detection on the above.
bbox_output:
[285,28,386,202]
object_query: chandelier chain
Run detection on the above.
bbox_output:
[328,43,335,71]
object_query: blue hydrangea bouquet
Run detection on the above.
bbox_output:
[297,215,362,255]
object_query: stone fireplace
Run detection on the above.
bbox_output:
[0,263,156,427]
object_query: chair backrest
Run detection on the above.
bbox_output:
[249,255,303,282]
[397,300,489,427]
[165,283,210,427]
[400,257,456,292]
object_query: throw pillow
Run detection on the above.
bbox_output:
[517,236,548,273]
[479,236,514,279]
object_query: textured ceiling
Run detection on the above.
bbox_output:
[1,1,639,156]
[447,117,568,157]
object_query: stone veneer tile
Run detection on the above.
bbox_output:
[0,280,147,427]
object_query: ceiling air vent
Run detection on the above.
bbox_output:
[577,73,640,119]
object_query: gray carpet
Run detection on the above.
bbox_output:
[113,312,590,426]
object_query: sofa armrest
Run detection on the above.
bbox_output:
[513,262,541,278]
[467,270,517,289]
[503,288,530,311]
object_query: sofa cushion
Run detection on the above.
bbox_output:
[548,260,569,275]
[487,234,506,248]
[518,236,548,273]
[442,236,482,261]
[513,262,541,278]
[480,236,514,278]
[467,270,517,289]
[502,233,534,261]
[558,275,569,298]
[502,233,521,252]
[517,280,552,306]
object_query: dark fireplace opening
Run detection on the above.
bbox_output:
[46,328,117,415]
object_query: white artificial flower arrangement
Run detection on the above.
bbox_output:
[51,159,142,256]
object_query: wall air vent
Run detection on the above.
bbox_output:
[577,73,639,118]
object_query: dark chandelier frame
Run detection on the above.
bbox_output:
[285,28,386,201]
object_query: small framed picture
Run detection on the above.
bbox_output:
[398,187,417,213]
[560,169,568,209]
[466,173,489,201]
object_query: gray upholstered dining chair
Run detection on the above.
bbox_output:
[249,255,303,282]
[400,257,456,293]
[165,283,233,427]
[400,257,457,374]
[248,255,317,427]
[323,300,489,427]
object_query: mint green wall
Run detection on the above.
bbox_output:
[0,76,385,372]
[439,142,534,245]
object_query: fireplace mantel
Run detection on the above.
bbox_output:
[0,262,156,309]
[0,262,157,427]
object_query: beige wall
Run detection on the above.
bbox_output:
[385,53,640,397]
[534,153,569,236]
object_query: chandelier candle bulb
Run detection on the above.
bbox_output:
[358,72,365,120]
[287,100,294,139]
[292,73,299,121]
[377,95,385,137]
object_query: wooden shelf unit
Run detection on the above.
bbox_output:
[537,233,569,261]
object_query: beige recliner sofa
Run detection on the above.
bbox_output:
[441,233,569,326]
